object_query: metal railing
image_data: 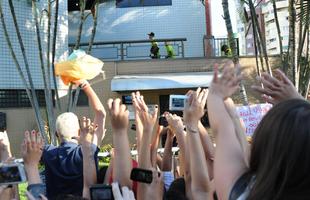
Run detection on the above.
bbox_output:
[69,38,187,61]
[203,36,239,58]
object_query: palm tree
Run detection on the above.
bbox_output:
[87,0,100,54]
[4,0,47,139]
[222,0,248,105]
[272,0,284,63]
[248,0,272,75]
[32,0,56,144]
[51,0,61,111]
[296,0,310,97]
[287,0,297,85]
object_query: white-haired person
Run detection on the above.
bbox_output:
[41,80,106,199]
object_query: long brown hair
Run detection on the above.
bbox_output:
[248,99,310,200]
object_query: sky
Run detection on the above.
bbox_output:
[211,0,238,37]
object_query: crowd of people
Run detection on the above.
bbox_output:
[0,61,309,200]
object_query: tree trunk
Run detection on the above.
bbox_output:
[248,0,271,75]
[87,0,99,53]
[222,0,248,105]
[251,11,262,77]
[32,0,56,144]
[6,0,46,138]
[250,9,266,73]
[272,0,284,61]
[288,0,297,87]
[75,0,87,50]
[51,0,61,111]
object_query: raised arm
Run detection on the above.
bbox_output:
[131,92,143,157]
[150,125,161,167]
[165,113,192,199]
[224,98,250,167]
[198,120,215,180]
[74,80,106,146]
[107,98,132,188]
[161,128,174,171]
[80,117,98,199]
[132,94,158,169]
[132,92,162,200]
[207,64,247,200]
[183,88,211,199]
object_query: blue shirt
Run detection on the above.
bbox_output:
[42,142,99,199]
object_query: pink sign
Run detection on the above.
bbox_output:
[236,103,273,136]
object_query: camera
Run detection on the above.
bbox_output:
[130,168,159,184]
[169,95,188,111]
[0,163,27,185]
[90,184,114,200]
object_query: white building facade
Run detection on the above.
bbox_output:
[0,1,68,108]
[262,0,289,55]
[68,0,206,58]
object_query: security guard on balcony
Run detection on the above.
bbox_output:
[221,44,232,57]
[148,32,160,59]
[165,42,175,58]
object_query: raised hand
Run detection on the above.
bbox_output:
[112,182,136,200]
[79,117,97,147]
[133,93,158,133]
[164,113,184,135]
[0,131,12,162]
[209,63,242,100]
[107,98,129,131]
[184,88,209,125]
[21,130,43,167]
[21,130,44,186]
[251,69,303,104]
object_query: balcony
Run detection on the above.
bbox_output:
[69,38,187,61]
[203,36,239,58]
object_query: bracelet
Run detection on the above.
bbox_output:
[79,81,90,89]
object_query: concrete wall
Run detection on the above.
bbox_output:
[2,56,281,156]
[0,1,68,89]
[68,0,206,58]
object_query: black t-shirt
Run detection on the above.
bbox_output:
[42,142,99,199]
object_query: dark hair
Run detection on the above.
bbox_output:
[55,194,87,200]
[248,99,310,200]
[165,178,187,200]
[221,44,229,52]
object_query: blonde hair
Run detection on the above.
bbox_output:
[56,112,79,139]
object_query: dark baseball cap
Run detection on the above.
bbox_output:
[148,32,155,37]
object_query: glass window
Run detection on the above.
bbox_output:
[116,0,172,8]
[0,90,54,108]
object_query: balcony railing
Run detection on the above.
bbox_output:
[203,36,239,58]
[69,38,187,61]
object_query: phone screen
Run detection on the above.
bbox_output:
[172,98,185,108]
[0,165,21,184]
[90,185,114,200]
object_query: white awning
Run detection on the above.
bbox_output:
[111,72,213,92]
